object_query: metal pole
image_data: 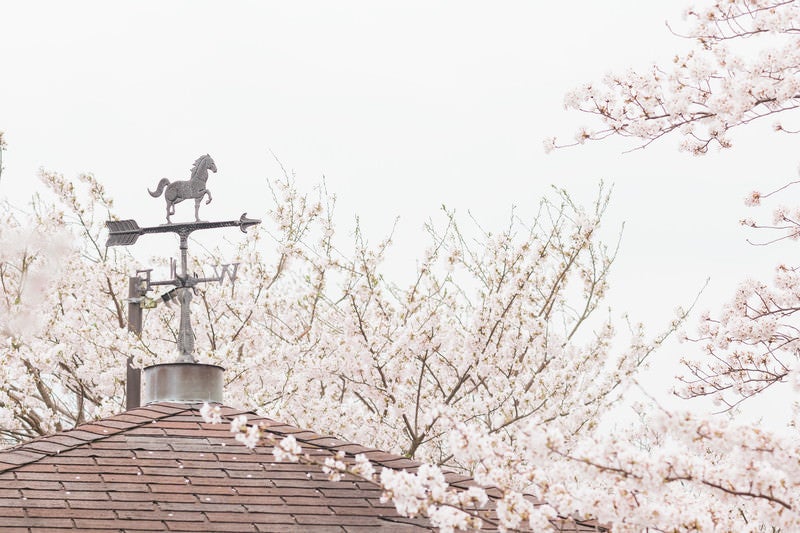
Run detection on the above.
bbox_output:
[176,232,196,363]
[126,276,143,410]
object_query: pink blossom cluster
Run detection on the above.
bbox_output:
[681,181,800,410]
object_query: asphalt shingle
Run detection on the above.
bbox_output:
[0,403,603,532]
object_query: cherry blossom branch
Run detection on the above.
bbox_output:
[202,405,500,532]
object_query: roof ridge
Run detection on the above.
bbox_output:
[0,404,195,474]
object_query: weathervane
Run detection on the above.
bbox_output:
[106,155,260,363]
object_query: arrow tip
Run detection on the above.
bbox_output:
[238,213,261,233]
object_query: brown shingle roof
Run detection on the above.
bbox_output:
[0,403,602,532]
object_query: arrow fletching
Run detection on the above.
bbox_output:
[106,219,142,247]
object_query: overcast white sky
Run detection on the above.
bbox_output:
[2,1,797,410]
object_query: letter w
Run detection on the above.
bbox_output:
[214,263,240,284]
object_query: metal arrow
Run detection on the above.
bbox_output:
[105,213,261,247]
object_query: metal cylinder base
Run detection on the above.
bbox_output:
[142,363,224,404]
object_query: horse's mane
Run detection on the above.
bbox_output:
[190,155,208,177]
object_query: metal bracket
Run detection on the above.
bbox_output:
[124,287,181,309]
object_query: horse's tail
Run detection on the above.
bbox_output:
[148,178,170,197]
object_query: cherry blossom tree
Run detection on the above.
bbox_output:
[522,1,800,531]
[1,162,664,454]
[15,3,800,529]
[216,2,800,530]
[0,171,138,441]
[550,0,800,416]
[0,145,677,530]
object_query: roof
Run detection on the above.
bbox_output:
[0,402,603,532]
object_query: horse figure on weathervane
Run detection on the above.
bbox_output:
[148,154,217,223]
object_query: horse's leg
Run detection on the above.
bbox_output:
[204,189,212,205]
[194,197,201,222]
